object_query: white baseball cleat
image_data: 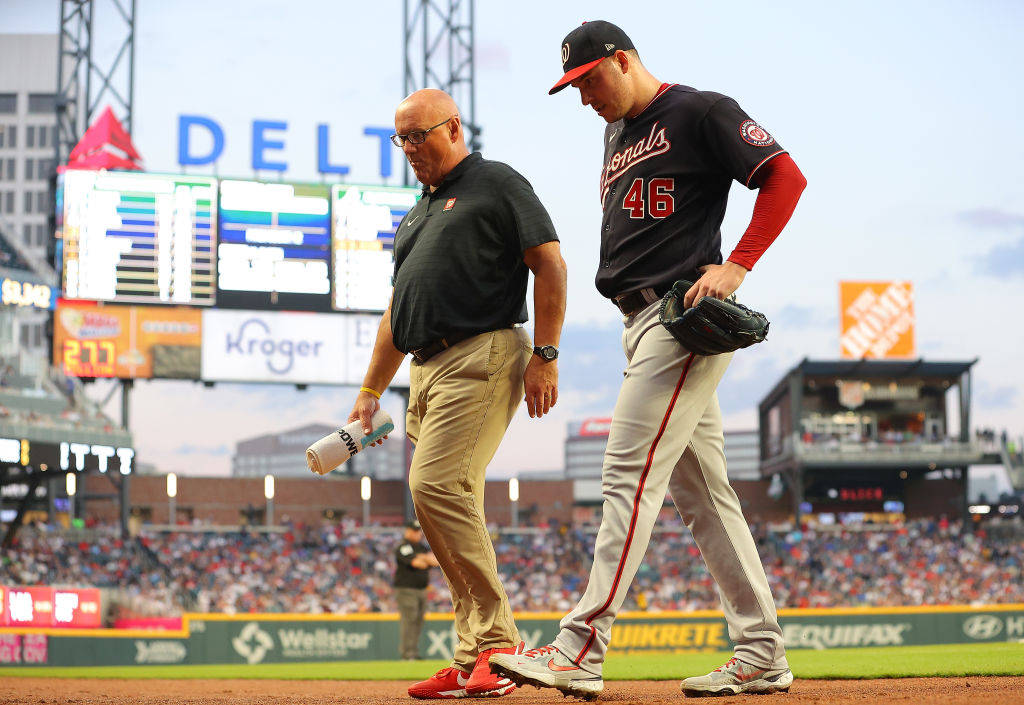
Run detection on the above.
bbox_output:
[489,644,604,701]
[681,657,793,697]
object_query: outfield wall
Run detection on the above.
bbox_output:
[1,605,1022,666]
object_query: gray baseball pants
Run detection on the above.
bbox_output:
[552,301,787,675]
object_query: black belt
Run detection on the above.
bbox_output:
[410,326,514,364]
[613,283,671,317]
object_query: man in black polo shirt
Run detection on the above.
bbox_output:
[348,88,567,699]
[394,519,437,660]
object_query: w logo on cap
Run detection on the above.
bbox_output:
[549,20,635,95]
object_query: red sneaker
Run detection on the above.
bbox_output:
[408,666,473,699]
[465,642,525,697]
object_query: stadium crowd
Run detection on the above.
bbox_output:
[3,517,1023,619]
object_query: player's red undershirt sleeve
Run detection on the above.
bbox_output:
[726,153,807,271]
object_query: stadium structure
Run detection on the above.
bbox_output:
[0,6,1023,695]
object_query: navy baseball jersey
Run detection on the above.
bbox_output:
[596,84,787,299]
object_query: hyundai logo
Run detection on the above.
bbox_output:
[962,615,1003,640]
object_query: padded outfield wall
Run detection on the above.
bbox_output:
[1,606,1022,667]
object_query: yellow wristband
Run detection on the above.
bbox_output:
[359,386,382,399]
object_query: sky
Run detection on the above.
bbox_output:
[2,0,1023,481]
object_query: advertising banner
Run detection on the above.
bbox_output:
[53,300,202,379]
[839,281,915,359]
[200,309,409,386]
[5,607,1024,667]
[4,587,54,628]
[0,277,57,310]
[578,418,613,437]
[0,440,134,475]
[1,587,100,629]
[52,589,102,628]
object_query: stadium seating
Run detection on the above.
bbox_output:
[2,518,1022,620]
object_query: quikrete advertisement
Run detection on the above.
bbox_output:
[609,621,729,653]
[3,608,1023,666]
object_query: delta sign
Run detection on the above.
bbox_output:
[177,115,398,178]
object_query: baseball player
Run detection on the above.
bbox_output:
[490,21,806,699]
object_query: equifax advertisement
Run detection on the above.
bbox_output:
[1,586,101,628]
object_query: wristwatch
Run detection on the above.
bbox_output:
[533,345,559,361]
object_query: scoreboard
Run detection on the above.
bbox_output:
[59,171,217,305]
[54,171,420,381]
[217,180,331,311]
[332,185,418,312]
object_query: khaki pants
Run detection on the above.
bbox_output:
[396,586,427,659]
[406,327,531,671]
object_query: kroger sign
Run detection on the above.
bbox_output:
[200,309,410,387]
[177,115,397,177]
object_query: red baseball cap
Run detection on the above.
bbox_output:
[549,20,635,95]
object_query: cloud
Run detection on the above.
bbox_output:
[975,237,1024,277]
[772,304,838,331]
[555,321,627,413]
[170,443,231,456]
[957,208,1024,229]
[975,380,1018,410]
[717,349,790,419]
[477,41,511,71]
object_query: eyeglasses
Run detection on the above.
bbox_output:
[390,117,454,147]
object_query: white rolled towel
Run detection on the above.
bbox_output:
[306,410,395,476]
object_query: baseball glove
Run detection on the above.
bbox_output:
[659,279,769,355]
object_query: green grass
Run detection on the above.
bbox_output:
[1,643,1021,680]
[603,643,1024,680]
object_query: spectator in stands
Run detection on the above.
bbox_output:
[3,518,1023,617]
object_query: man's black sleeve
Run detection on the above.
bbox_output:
[700,96,788,189]
[500,171,559,251]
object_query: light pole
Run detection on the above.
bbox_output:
[65,472,76,521]
[361,476,372,528]
[508,478,519,528]
[264,474,275,526]
[166,473,177,525]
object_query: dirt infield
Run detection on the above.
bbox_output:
[4,677,1024,705]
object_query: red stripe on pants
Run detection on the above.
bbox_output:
[573,353,696,665]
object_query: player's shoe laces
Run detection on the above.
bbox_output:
[464,641,524,697]
[489,644,604,701]
[408,667,474,699]
[680,656,793,697]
